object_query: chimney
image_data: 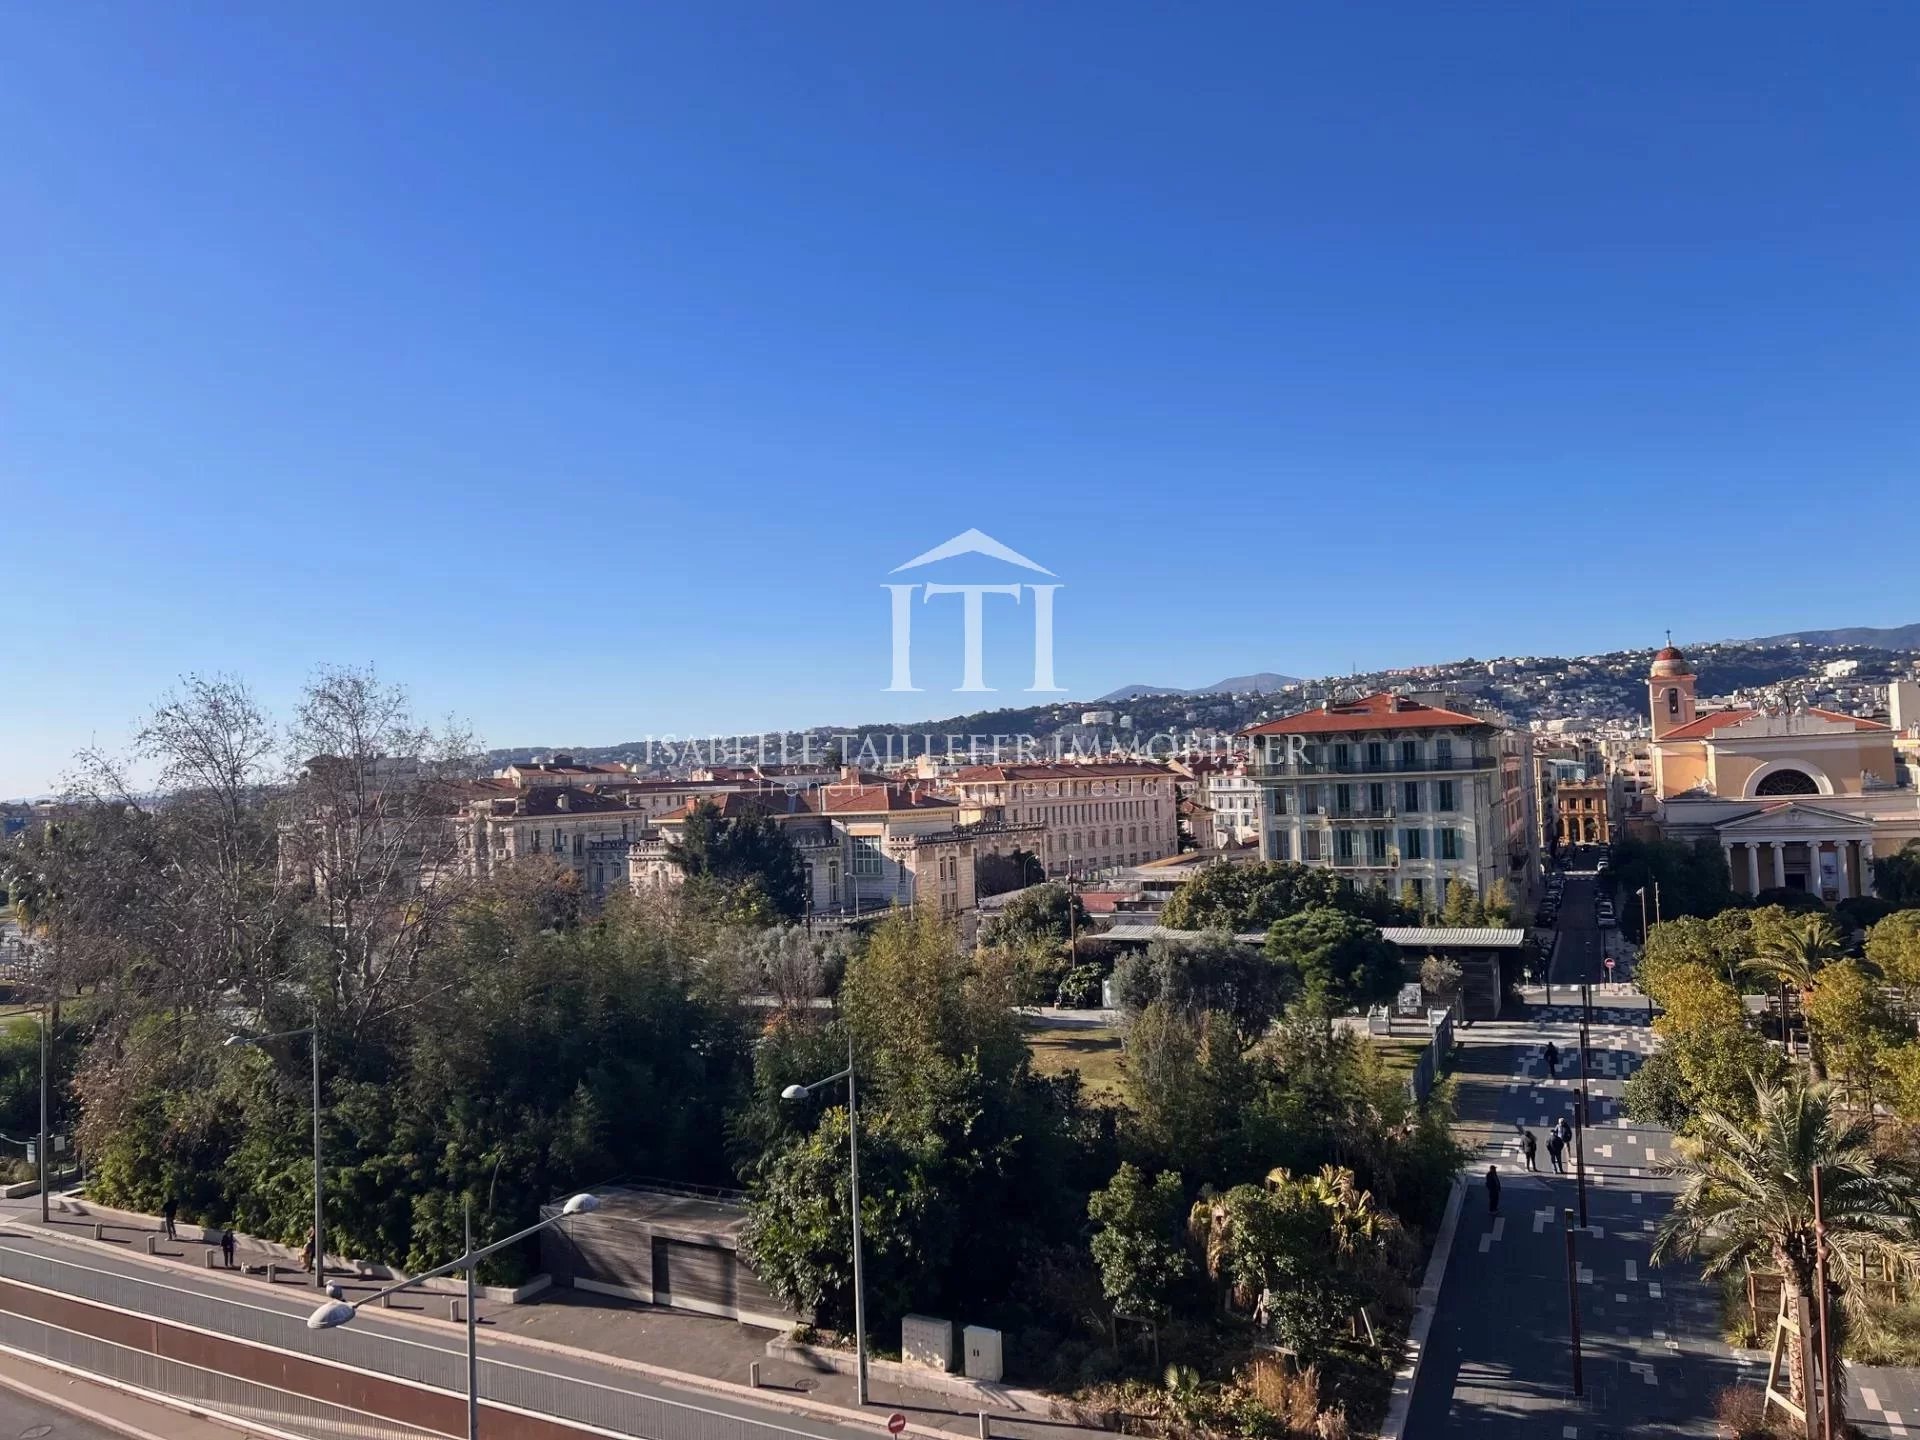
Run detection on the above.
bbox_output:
[840,764,861,785]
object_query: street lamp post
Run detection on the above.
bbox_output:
[309,1192,598,1440]
[781,1032,868,1405]
[226,1008,325,1292]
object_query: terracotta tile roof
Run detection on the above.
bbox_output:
[1660,706,1891,742]
[949,762,1177,782]
[1241,692,1489,736]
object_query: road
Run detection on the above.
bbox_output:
[0,1218,918,1440]
[1403,867,1747,1437]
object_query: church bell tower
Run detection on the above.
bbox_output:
[1647,637,1696,740]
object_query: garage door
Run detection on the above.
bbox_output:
[660,1240,735,1318]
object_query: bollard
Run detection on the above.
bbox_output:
[449,1299,462,1323]
[144,1235,157,1255]
[265,1263,277,1285]
[378,1291,391,1308]
[749,1362,761,1389]
[205,1249,218,1269]
[979,1412,991,1440]
[91,1223,103,1242]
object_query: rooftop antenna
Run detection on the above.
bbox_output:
[1665,628,1673,647]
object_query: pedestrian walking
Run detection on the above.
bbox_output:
[1521,1129,1538,1171]
[1547,1132,1565,1173]
[301,1227,316,1274]
[220,1226,236,1269]
[161,1196,178,1243]
[1556,1115,1572,1147]
[1484,1165,1501,1215]
[1544,1041,1559,1074]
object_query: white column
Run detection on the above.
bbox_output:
[1835,842,1851,900]
[1771,840,1786,889]
[1746,843,1761,896]
[1723,840,1737,892]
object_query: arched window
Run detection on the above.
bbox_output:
[1756,768,1819,797]
[1666,687,1680,716]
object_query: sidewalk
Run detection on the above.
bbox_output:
[0,1195,1104,1440]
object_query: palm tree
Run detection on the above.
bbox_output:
[1746,916,1847,1078]
[1652,1076,1920,1413]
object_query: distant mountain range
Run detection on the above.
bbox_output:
[1098,671,1300,702]
[1757,624,1920,651]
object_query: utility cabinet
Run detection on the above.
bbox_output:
[963,1324,1004,1383]
[901,1314,954,1372]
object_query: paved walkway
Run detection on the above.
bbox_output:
[1404,872,1748,1437]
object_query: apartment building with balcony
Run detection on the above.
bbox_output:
[1244,692,1538,913]
[945,761,1180,878]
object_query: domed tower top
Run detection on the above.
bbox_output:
[1648,634,1697,738]
[1650,644,1692,679]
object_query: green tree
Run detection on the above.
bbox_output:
[1746,915,1848,1080]
[1652,1077,1920,1412]
[1086,1164,1193,1320]
[1803,960,1901,1111]
[1610,835,1735,923]
[1873,842,1920,906]
[1439,880,1484,927]
[667,801,808,923]
[1122,1002,1254,1183]
[1187,1166,1404,1365]
[1160,861,1405,932]
[1111,933,1292,1041]
[1263,908,1402,1013]
[745,911,1096,1332]
[1866,911,1920,989]
[979,882,1086,951]
[974,849,1045,899]
[1626,961,1782,1131]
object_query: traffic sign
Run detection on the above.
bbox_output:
[1603,957,1616,975]
[887,1415,907,1436]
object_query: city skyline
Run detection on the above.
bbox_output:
[6,4,1919,796]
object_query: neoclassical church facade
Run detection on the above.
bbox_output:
[1644,646,1920,901]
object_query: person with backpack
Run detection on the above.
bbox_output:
[1521,1128,1538,1172]
[1546,1130,1565,1174]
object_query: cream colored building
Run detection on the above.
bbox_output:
[944,761,1180,878]
[629,778,1003,921]
[1645,645,1920,900]
[1245,692,1539,913]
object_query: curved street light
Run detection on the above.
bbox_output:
[309,1192,600,1440]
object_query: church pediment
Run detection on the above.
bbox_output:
[1717,802,1874,833]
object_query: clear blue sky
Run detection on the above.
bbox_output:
[4,4,1918,796]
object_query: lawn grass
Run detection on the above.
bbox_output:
[1025,1022,1126,1100]
[1365,1033,1433,1078]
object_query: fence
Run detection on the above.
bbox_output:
[0,1239,849,1440]
[1403,1006,1456,1107]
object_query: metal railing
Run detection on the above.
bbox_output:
[1255,754,1494,777]
[0,1241,847,1440]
